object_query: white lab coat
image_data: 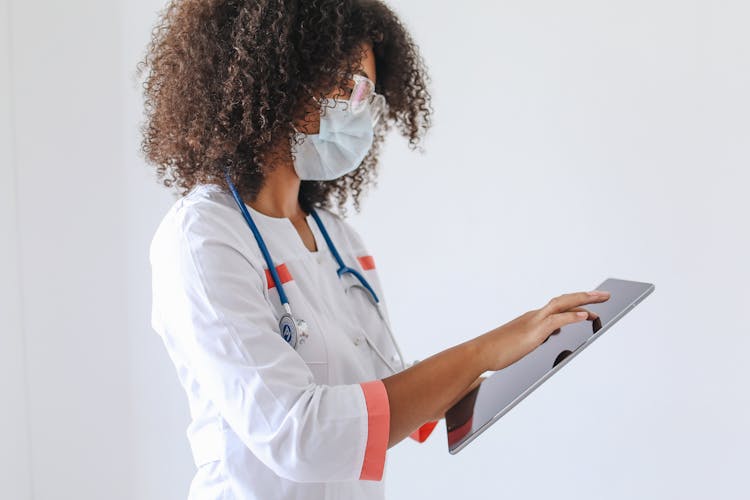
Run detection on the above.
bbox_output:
[149,183,428,500]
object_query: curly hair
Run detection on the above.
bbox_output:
[136,0,432,214]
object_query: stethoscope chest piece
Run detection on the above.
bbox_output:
[278,313,298,348]
[224,170,395,362]
[278,313,310,348]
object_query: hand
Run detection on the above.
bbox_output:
[383,290,609,447]
[477,290,610,372]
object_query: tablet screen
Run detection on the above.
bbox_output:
[445,278,654,454]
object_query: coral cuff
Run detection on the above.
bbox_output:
[359,380,390,481]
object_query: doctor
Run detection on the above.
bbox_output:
[142,1,610,499]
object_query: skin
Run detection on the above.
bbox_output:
[250,41,611,448]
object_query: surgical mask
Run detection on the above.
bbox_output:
[290,96,378,181]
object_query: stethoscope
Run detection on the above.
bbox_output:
[224,172,406,374]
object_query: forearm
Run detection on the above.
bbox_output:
[382,336,490,448]
[380,291,610,448]
[440,374,485,419]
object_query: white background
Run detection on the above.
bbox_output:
[2,1,748,499]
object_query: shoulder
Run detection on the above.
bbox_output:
[174,183,242,232]
[150,183,255,264]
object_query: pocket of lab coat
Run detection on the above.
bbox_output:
[272,279,330,383]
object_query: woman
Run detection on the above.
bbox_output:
[139,1,610,498]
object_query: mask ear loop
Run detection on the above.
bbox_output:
[368,93,387,126]
[290,95,329,138]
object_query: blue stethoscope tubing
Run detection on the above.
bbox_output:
[309,209,380,304]
[224,171,406,373]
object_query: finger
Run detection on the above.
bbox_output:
[542,290,610,316]
[541,326,561,344]
[545,310,592,331]
[566,306,599,321]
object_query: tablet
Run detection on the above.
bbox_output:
[445,277,654,454]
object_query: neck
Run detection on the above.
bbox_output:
[249,159,306,220]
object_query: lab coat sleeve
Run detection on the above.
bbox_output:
[151,206,390,483]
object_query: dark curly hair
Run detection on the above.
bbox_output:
[136,0,432,214]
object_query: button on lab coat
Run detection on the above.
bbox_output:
[149,183,429,499]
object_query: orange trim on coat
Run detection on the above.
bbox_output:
[359,380,390,481]
[409,420,439,443]
[264,263,293,289]
[357,255,376,270]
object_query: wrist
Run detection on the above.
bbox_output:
[466,334,494,374]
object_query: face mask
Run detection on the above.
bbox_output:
[290,98,375,181]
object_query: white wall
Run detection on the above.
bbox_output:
[361,3,750,499]
[4,0,748,499]
[5,1,133,498]
[0,1,31,498]
[121,2,196,498]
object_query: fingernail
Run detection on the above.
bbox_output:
[588,290,609,296]
[577,311,588,318]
